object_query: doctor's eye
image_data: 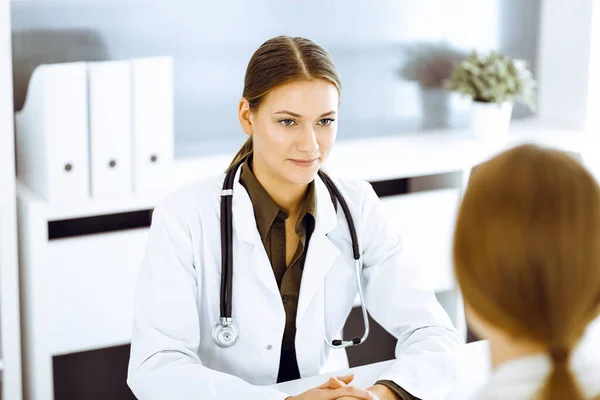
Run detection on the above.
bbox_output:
[318,118,335,126]
[279,119,297,127]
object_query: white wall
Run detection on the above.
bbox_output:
[0,5,14,204]
[586,1,600,133]
[0,0,22,398]
[9,0,541,156]
[537,0,600,131]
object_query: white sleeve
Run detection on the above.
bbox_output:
[127,203,289,400]
[359,183,463,400]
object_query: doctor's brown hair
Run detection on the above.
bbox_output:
[453,144,600,400]
[227,35,342,170]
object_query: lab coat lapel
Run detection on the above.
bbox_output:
[296,174,340,324]
[230,168,280,298]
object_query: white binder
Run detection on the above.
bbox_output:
[15,62,90,202]
[88,61,133,197]
[131,56,174,193]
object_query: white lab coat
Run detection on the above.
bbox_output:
[470,318,600,400]
[127,168,463,400]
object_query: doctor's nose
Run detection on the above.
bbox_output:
[296,127,319,154]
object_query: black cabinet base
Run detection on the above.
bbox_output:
[343,308,397,367]
[53,345,136,400]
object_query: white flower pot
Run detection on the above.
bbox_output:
[470,101,513,141]
[419,87,451,130]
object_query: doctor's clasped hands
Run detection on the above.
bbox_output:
[286,374,388,400]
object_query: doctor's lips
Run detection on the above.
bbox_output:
[288,158,318,168]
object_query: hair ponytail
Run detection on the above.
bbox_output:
[226,136,253,172]
[538,348,585,400]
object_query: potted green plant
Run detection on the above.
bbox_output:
[444,50,536,140]
[399,42,466,129]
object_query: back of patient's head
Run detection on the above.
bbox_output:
[453,144,600,400]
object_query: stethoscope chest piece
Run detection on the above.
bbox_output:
[212,317,239,347]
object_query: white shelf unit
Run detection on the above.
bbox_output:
[17,183,152,400]
[1,0,23,398]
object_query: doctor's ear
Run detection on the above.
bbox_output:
[238,98,254,136]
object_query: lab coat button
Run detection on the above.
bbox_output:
[266,345,273,350]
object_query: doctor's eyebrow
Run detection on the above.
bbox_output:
[273,110,337,118]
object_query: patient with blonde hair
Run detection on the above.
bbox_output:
[453,144,600,399]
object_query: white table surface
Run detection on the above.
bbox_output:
[271,340,491,399]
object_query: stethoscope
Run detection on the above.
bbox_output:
[212,156,370,350]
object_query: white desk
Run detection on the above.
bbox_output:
[272,341,491,400]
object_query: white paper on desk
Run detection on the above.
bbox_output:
[15,62,90,201]
[131,56,174,193]
[88,60,133,197]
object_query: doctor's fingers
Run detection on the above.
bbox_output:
[324,386,377,400]
[318,374,354,389]
[337,374,355,385]
[318,377,345,389]
[334,396,378,400]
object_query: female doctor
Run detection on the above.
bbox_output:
[127,36,462,400]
